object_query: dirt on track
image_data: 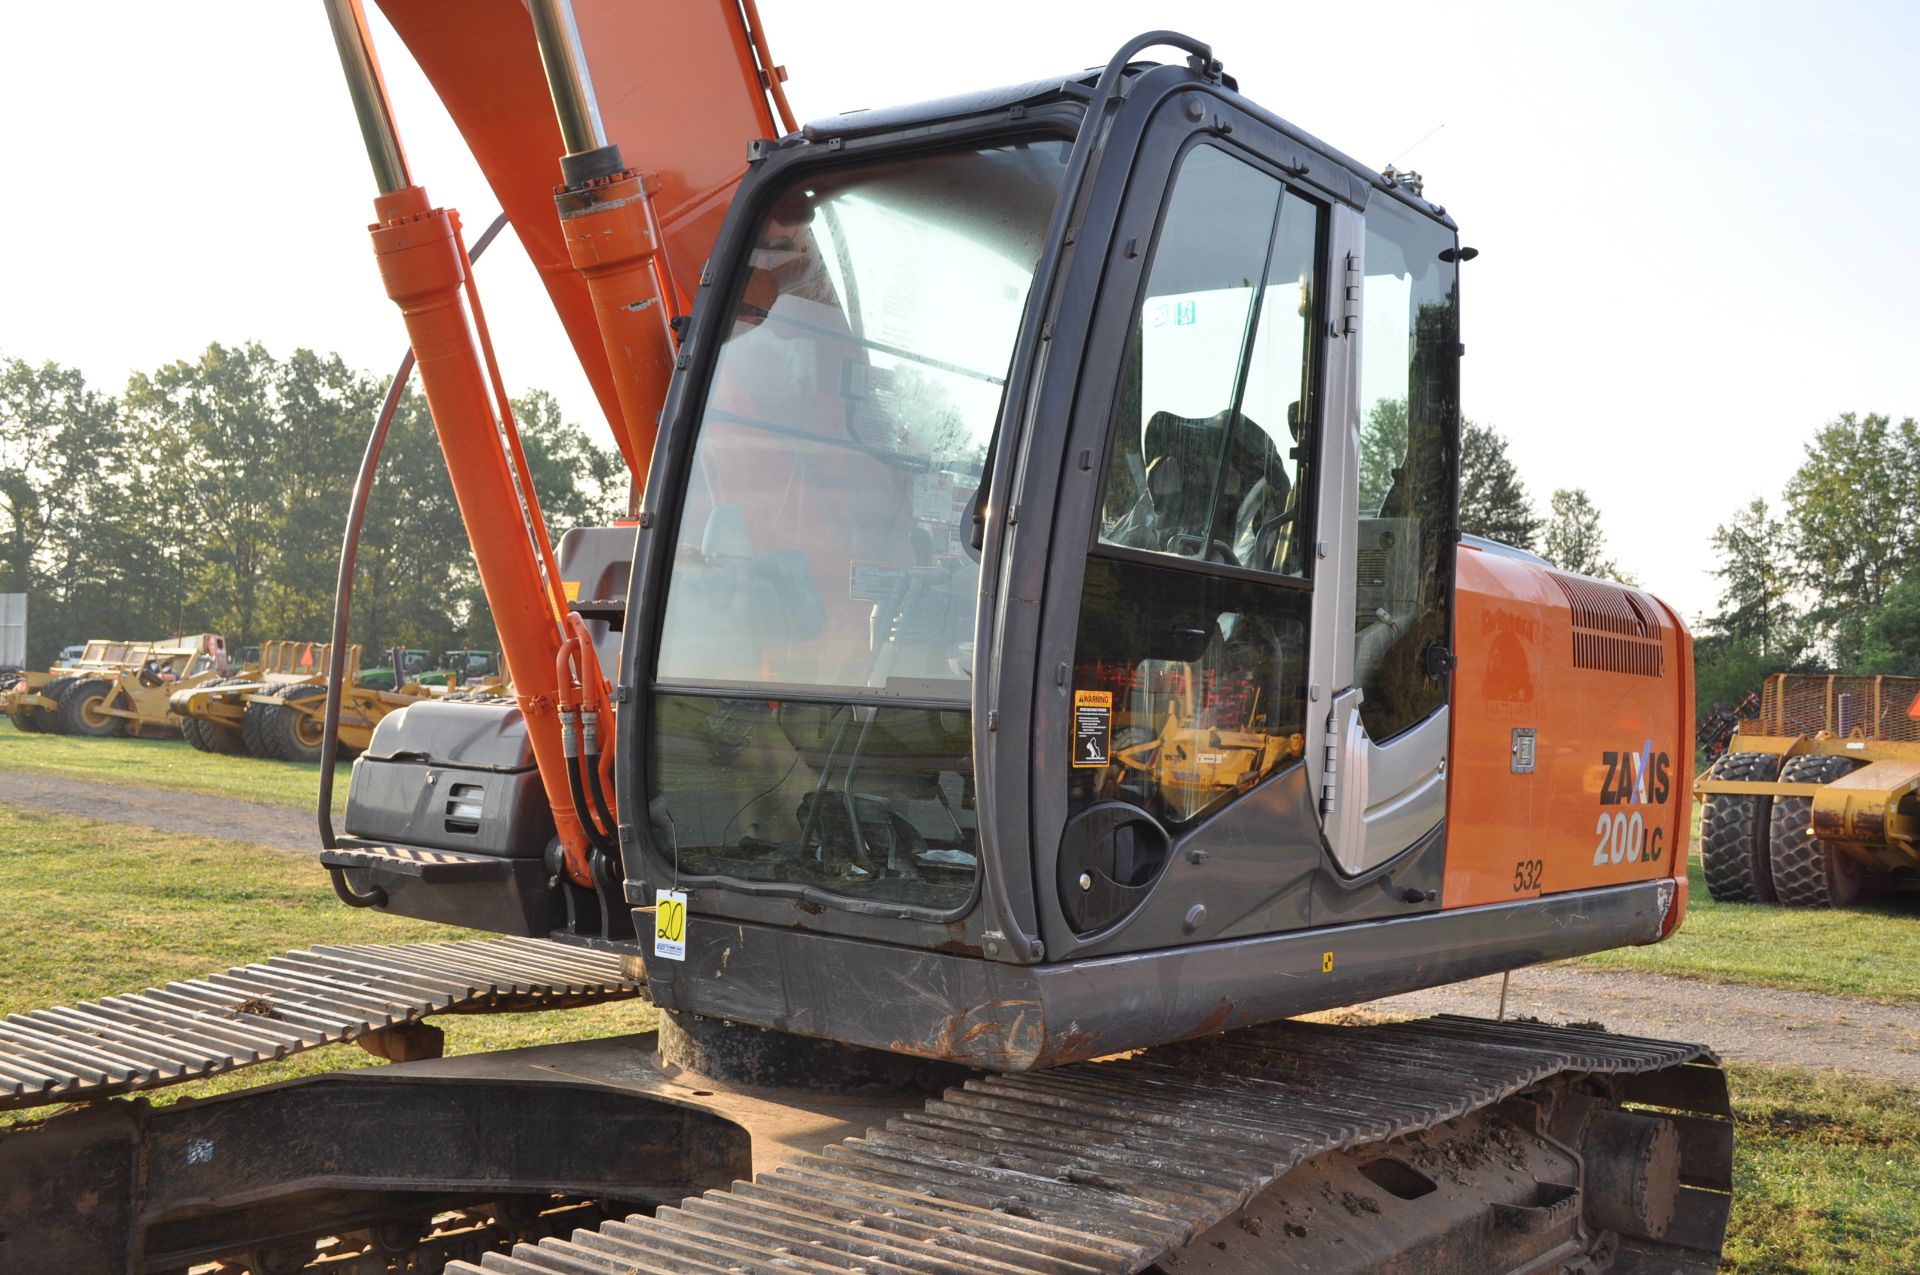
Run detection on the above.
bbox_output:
[1356,966,1920,1083]
[4,766,1918,1083]
[0,769,315,855]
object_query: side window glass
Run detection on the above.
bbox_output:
[1353,200,1460,741]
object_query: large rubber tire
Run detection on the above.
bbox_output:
[39,677,77,734]
[205,719,249,755]
[271,685,330,764]
[1769,753,1872,908]
[9,694,45,733]
[180,715,214,752]
[242,697,283,760]
[1699,750,1781,902]
[58,678,126,738]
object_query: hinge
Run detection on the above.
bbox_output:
[1320,726,1340,815]
[1342,253,1361,335]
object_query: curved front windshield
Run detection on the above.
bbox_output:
[650,138,1068,910]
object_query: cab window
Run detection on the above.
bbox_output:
[1072,143,1325,829]
[1352,198,1459,742]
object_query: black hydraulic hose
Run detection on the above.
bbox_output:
[582,741,620,869]
[563,743,619,934]
[318,211,511,857]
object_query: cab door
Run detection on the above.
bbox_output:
[1028,113,1339,959]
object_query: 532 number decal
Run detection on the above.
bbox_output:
[1512,858,1544,893]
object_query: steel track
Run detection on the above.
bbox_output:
[0,937,639,1108]
[457,1016,1730,1275]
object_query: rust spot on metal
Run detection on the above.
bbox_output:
[1191,999,1235,1039]
[793,898,825,916]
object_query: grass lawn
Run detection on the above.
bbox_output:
[4,729,1917,1007]
[0,803,653,1122]
[1723,1064,1920,1273]
[0,717,346,811]
[3,803,1917,1266]
[1570,821,1920,1004]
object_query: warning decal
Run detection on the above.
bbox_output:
[1073,690,1113,768]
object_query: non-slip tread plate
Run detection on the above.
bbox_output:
[0,937,638,1109]
[460,1016,1721,1275]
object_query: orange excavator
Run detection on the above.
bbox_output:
[0,4,1732,1271]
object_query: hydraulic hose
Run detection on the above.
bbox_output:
[318,211,511,867]
[555,619,632,936]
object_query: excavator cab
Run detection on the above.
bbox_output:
[324,26,1686,1072]
[613,43,1482,1065]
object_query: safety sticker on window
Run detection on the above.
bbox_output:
[1073,690,1113,768]
[654,889,688,961]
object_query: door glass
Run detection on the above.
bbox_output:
[1073,145,1325,828]
[1232,190,1320,576]
[1099,147,1282,572]
[1070,557,1309,826]
[1353,199,1460,742]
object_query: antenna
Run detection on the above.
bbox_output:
[1388,122,1446,169]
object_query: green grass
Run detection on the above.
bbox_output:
[4,803,1917,1268]
[1723,1064,1920,1273]
[1570,827,1920,1004]
[0,717,346,811]
[4,731,1915,1005]
[0,803,653,1121]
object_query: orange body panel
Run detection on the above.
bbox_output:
[374,0,781,471]
[1444,546,1693,910]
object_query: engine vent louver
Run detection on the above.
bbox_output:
[1551,572,1665,678]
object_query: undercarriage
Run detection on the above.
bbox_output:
[0,941,1731,1274]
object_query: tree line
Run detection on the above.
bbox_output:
[17,344,1798,703]
[1696,412,1920,709]
[1363,399,1626,577]
[0,343,622,668]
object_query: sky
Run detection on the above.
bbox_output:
[1,1,1915,625]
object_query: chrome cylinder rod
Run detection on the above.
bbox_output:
[321,0,412,194]
[528,0,609,158]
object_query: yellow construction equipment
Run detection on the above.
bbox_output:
[174,640,355,758]
[174,640,461,762]
[4,634,229,737]
[1697,671,1920,905]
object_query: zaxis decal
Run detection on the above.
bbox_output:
[1593,739,1671,868]
[1599,741,1671,807]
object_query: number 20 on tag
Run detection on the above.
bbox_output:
[654,889,688,961]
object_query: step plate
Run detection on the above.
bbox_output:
[0,937,639,1109]
[458,1016,1727,1275]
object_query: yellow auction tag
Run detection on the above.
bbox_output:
[654,889,688,961]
